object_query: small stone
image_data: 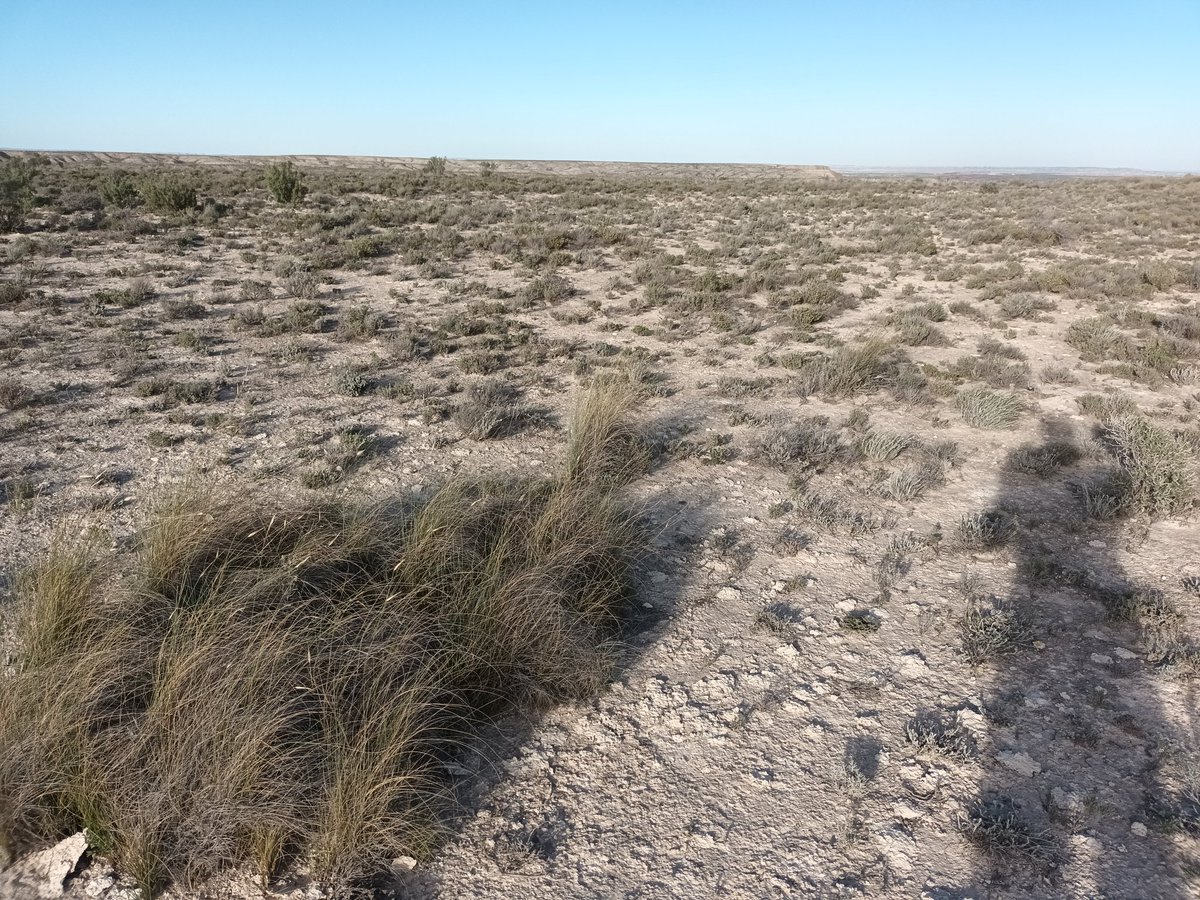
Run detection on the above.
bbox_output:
[997,750,1041,777]
[893,802,924,821]
[1130,822,1148,837]
[1091,653,1113,665]
[958,709,986,731]
[0,832,87,899]
[1114,647,1137,660]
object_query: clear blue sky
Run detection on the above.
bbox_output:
[3,1,1197,169]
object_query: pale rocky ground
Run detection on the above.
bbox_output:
[1,156,1198,899]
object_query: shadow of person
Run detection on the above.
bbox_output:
[964,413,1199,898]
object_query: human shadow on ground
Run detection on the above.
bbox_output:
[960,414,1199,898]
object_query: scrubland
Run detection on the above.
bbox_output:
[1,154,1198,899]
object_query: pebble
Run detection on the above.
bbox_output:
[893,801,924,821]
[997,750,1041,777]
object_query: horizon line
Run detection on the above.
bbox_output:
[1,148,1191,176]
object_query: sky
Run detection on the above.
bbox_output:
[2,1,1198,170]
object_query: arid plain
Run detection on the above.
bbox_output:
[1,154,1198,899]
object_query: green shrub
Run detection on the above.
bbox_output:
[265,160,306,205]
[1104,416,1195,518]
[100,173,138,208]
[0,157,37,232]
[139,174,197,213]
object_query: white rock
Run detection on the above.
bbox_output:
[997,750,1041,777]
[0,832,87,899]
[958,709,986,731]
[1130,822,1148,837]
[893,801,924,821]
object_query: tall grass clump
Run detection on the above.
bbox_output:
[0,383,647,896]
[955,386,1027,429]
[785,339,896,399]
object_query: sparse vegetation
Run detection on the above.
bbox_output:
[2,155,1198,899]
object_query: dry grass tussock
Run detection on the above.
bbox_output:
[0,381,646,896]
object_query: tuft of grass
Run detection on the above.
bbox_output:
[755,418,845,469]
[452,379,541,440]
[905,711,976,760]
[562,378,649,486]
[955,386,1027,429]
[958,510,1016,549]
[1076,392,1137,423]
[1006,441,1080,477]
[787,339,895,399]
[962,797,1056,864]
[0,384,645,895]
[879,457,946,502]
[959,597,1031,665]
[857,429,912,462]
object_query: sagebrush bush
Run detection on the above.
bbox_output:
[100,172,138,208]
[1104,415,1195,517]
[452,378,535,439]
[0,383,646,896]
[139,174,197,213]
[265,160,306,205]
[0,156,37,232]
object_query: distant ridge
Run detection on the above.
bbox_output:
[835,165,1189,179]
[0,150,841,180]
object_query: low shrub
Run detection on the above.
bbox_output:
[139,175,197,213]
[265,160,306,205]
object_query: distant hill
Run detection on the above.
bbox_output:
[834,165,1189,179]
[0,150,841,180]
